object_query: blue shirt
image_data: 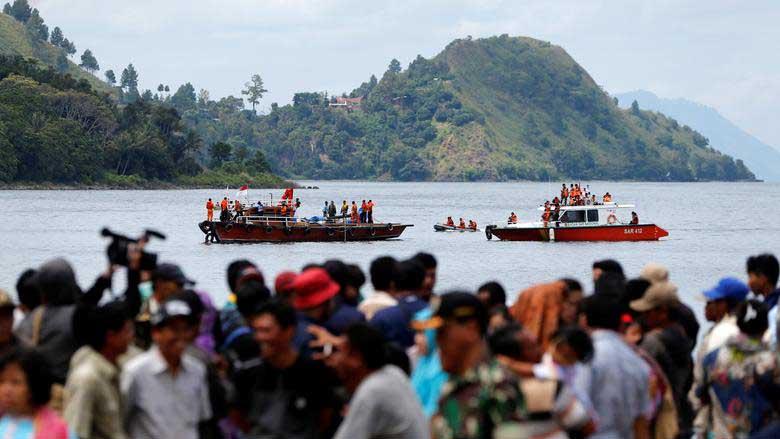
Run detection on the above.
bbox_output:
[370,295,428,348]
[0,416,76,439]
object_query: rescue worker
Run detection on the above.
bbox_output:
[603,192,612,203]
[630,211,639,225]
[561,184,569,206]
[280,202,288,217]
[367,200,374,223]
[469,220,477,231]
[234,199,242,220]
[446,217,455,227]
[328,201,337,219]
[206,198,214,222]
[542,204,551,226]
[341,201,349,218]
[323,202,329,217]
[458,218,466,229]
[360,200,368,223]
[350,201,359,223]
[220,197,230,222]
[508,212,518,224]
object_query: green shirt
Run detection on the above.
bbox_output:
[431,359,528,439]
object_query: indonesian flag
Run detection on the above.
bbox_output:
[236,185,249,200]
[281,188,294,200]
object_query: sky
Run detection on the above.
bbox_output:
[30,0,780,147]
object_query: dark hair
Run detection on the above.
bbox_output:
[747,254,779,287]
[594,272,627,302]
[15,269,41,311]
[0,348,53,407]
[412,252,437,270]
[551,326,594,363]
[593,259,625,280]
[168,290,204,326]
[581,294,623,330]
[236,280,271,319]
[76,301,131,350]
[487,323,523,359]
[477,281,506,308]
[345,323,389,370]
[384,342,411,375]
[396,259,425,292]
[323,260,349,289]
[37,259,80,306]
[370,256,397,291]
[736,300,769,337]
[345,264,366,289]
[560,278,583,297]
[227,260,256,292]
[624,278,652,303]
[255,299,297,329]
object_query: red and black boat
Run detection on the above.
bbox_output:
[485,203,668,242]
[198,191,411,243]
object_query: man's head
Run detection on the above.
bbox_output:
[0,291,15,347]
[248,300,297,364]
[328,323,388,392]
[14,270,39,313]
[395,259,426,298]
[412,253,437,298]
[323,260,364,306]
[476,281,506,310]
[746,254,779,297]
[84,301,134,359]
[226,259,258,293]
[370,256,397,293]
[419,292,488,375]
[629,281,680,330]
[580,294,623,331]
[274,271,297,302]
[702,277,749,323]
[592,259,624,282]
[487,322,543,364]
[151,300,195,364]
[152,263,192,302]
[291,268,340,322]
[37,258,80,306]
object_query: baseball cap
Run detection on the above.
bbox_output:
[412,292,488,333]
[0,289,15,310]
[291,268,339,310]
[629,281,680,312]
[151,299,193,327]
[703,277,749,302]
[152,263,194,286]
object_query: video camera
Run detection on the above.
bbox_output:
[101,228,166,271]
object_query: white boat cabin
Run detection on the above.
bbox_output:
[506,203,639,228]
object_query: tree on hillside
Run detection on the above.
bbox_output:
[55,51,68,73]
[171,83,197,112]
[631,100,641,116]
[79,49,99,74]
[388,58,402,74]
[141,89,153,101]
[120,64,139,91]
[209,142,232,168]
[25,9,48,41]
[5,0,31,22]
[157,84,164,95]
[197,89,210,107]
[50,26,64,46]
[61,38,76,57]
[241,74,267,113]
[164,85,169,94]
[105,69,116,86]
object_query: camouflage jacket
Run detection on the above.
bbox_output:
[431,359,528,439]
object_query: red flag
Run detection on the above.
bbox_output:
[281,188,294,200]
[236,185,249,200]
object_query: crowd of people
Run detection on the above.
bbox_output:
[443,216,478,230]
[320,199,375,224]
[557,183,612,207]
[2,242,780,438]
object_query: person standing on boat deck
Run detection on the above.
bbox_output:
[220,197,229,222]
[630,211,639,225]
[328,201,337,219]
[233,199,242,220]
[367,199,374,223]
[360,200,368,223]
[206,198,214,222]
[322,202,328,218]
[350,201,359,224]
[561,184,569,205]
[341,201,348,219]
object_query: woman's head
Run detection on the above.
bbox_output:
[0,348,53,416]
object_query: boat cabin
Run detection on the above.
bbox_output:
[529,203,638,227]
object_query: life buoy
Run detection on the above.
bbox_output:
[607,214,618,225]
[387,224,394,231]
[224,223,233,232]
[369,227,376,236]
[265,225,273,233]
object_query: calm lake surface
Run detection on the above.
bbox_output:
[1,181,778,321]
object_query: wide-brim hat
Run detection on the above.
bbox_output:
[291,268,340,310]
[629,281,679,312]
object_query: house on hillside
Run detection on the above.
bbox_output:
[329,96,363,110]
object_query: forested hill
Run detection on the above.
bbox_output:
[191,35,753,181]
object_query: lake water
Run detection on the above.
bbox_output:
[1,181,778,323]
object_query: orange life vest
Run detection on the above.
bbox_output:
[206,201,214,211]
[221,200,228,210]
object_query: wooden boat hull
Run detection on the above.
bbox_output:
[487,224,668,242]
[200,221,411,243]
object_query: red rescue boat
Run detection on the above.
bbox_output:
[485,203,668,242]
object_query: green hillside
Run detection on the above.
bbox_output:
[0,12,113,95]
[190,35,752,181]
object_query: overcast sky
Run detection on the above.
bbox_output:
[32,0,780,147]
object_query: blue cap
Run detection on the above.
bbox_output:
[703,277,749,302]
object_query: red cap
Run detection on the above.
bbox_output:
[291,268,340,310]
[275,271,298,296]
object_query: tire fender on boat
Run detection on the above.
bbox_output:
[265,225,273,233]
[387,224,394,231]
[283,226,292,235]
[303,226,311,235]
[607,213,618,225]
[370,227,376,236]
[326,228,336,236]
[244,224,252,233]
[485,225,493,240]
[224,223,233,232]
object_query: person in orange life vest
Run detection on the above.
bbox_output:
[630,211,639,225]
[359,200,367,223]
[280,202,288,216]
[233,199,242,220]
[221,197,229,211]
[366,199,375,223]
[206,198,214,221]
[603,192,612,203]
[458,218,466,229]
[508,212,518,224]
[552,196,560,206]
[446,216,455,227]
[350,201,359,223]
[561,184,569,205]
[469,220,477,230]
